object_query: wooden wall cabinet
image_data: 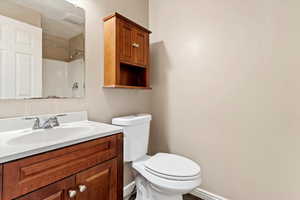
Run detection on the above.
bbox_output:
[0,134,123,200]
[104,13,151,89]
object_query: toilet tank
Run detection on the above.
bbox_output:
[112,114,152,162]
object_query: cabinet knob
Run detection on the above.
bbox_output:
[79,184,88,192]
[68,190,77,198]
[132,43,140,48]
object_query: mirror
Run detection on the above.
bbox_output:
[0,0,85,99]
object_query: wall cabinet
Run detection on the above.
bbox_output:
[104,13,151,89]
[0,134,123,200]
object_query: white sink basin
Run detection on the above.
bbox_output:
[7,126,92,145]
[0,111,123,164]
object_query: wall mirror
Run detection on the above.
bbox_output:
[0,0,85,99]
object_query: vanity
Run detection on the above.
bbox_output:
[0,1,126,198]
[0,112,124,200]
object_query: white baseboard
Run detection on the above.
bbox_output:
[124,181,136,200]
[123,182,228,200]
[190,188,229,200]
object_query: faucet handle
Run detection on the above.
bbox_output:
[24,117,41,130]
[51,114,67,127]
[56,114,67,117]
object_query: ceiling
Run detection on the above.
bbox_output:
[8,0,85,39]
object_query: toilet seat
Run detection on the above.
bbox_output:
[132,155,202,194]
[144,153,201,181]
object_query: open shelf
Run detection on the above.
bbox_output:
[119,63,147,87]
[103,85,152,89]
[120,61,147,68]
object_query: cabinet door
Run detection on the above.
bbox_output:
[76,159,117,200]
[15,176,76,200]
[133,29,148,67]
[0,165,2,200]
[119,21,134,64]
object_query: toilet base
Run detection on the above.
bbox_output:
[135,175,183,200]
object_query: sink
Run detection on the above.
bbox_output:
[7,126,92,145]
[0,111,123,164]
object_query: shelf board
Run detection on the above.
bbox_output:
[103,85,152,89]
[120,62,147,69]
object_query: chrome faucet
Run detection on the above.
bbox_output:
[24,117,41,130]
[24,114,67,130]
[42,114,67,129]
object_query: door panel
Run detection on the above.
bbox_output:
[133,30,147,66]
[14,25,42,98]
[15,53,33,97]
[15,176,75,200]
[0,15,42,99]
[0,22,14,98]
[0,165,2,200]
[76,159,118,200]
[119,21,134,63]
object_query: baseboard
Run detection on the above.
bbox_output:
[123,182,228,200]
[190,188,229,200]
[123,181,136,200]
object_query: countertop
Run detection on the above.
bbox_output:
[0,120,123,163]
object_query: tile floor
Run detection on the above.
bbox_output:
[183,194,202,200]
[130,194,201,200]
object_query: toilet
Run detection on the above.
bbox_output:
[112,114,201,200]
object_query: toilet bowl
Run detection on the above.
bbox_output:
[133,154,201,200]
[112,114,201,200]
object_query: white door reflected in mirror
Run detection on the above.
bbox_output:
[0,0,85,99]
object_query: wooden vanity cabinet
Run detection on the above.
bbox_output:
[15,176,76,200]
[0,165,2,200]
[0,133,123,200]
[76,159,117,200]
[104,12,151,89]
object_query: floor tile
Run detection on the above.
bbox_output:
[183,194,202,200]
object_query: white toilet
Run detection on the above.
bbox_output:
[112,114,201,200]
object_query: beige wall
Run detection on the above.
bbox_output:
[149,0,300,199]
[0,0,150,185]
[43,33,70,62]
[0,1,41,27]
[69,34,85,61]
[43,33,84,62]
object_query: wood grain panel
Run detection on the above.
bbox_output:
[15,176,75,200]
[75,159,117,200]
[3,135,118,200]
[0,165,2,200]
[119,21,134,64]
[116,134,124,200]
[104,17,117,86]
[133,30,147,67]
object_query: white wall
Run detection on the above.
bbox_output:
[68,59,85,98]
[149,0,300,199]
[43,58,85,98]
[43,59,69,97]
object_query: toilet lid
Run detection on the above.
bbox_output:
[144,153,200,179]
